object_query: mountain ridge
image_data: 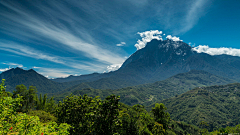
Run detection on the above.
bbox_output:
[150,83,240,130]
[55,70,234,106]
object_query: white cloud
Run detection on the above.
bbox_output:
[0,68,10,72]
[37,67,73,78]
[135,30,163,50]
[33,66,40,69]
[166,35,183,41]
[116,42,126,46]
[193,45,240,57]
[105,64,122,72]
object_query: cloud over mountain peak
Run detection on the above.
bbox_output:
[193,45,240,57]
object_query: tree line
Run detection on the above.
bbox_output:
[1,79,240,135]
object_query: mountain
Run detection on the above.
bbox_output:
[119,39,240,82]
[151,83,240,131]
[55,70,234,106]
[0,68,79,94]
[3,39,240,94]
[57,39,240,92]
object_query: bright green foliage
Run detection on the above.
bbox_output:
[4,78,234,134]
[0,79,70,135]
[0,95,70,135]
[209,124,240,134]
[0,79,5,93]
[0,79,12,97]
[151,103,170,131]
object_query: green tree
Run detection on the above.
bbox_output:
[152,103,170,131]
[94,95,121,135]
[13,84,37,112]
[56,94,100,134]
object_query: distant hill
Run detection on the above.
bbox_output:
[150,83,240,131]
[0,67,79,94]
[56,70,234,106]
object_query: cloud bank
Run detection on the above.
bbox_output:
[135,30,163,50]
[193,45,240,57]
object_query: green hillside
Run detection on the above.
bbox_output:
[151,83,240,131]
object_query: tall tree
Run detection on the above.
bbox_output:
[13,84,37,112]
[152,103,170,131]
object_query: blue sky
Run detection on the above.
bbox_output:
[0,0,240,78]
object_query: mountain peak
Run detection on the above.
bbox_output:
[142,39,192,53]
[121,39,194,70]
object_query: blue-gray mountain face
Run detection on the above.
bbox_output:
[1,39,240,93]
[118,39,240,83]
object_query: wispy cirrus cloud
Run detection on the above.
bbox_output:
[0,42,65,64]
[0,1,125,65]
[0,41,108,73]
[175,0,208,34]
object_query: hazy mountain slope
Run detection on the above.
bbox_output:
[215,54,240,69]
[51,72,110,83]
[56,70,234,106]
[152,83,240,130]
[0,68,76,94]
